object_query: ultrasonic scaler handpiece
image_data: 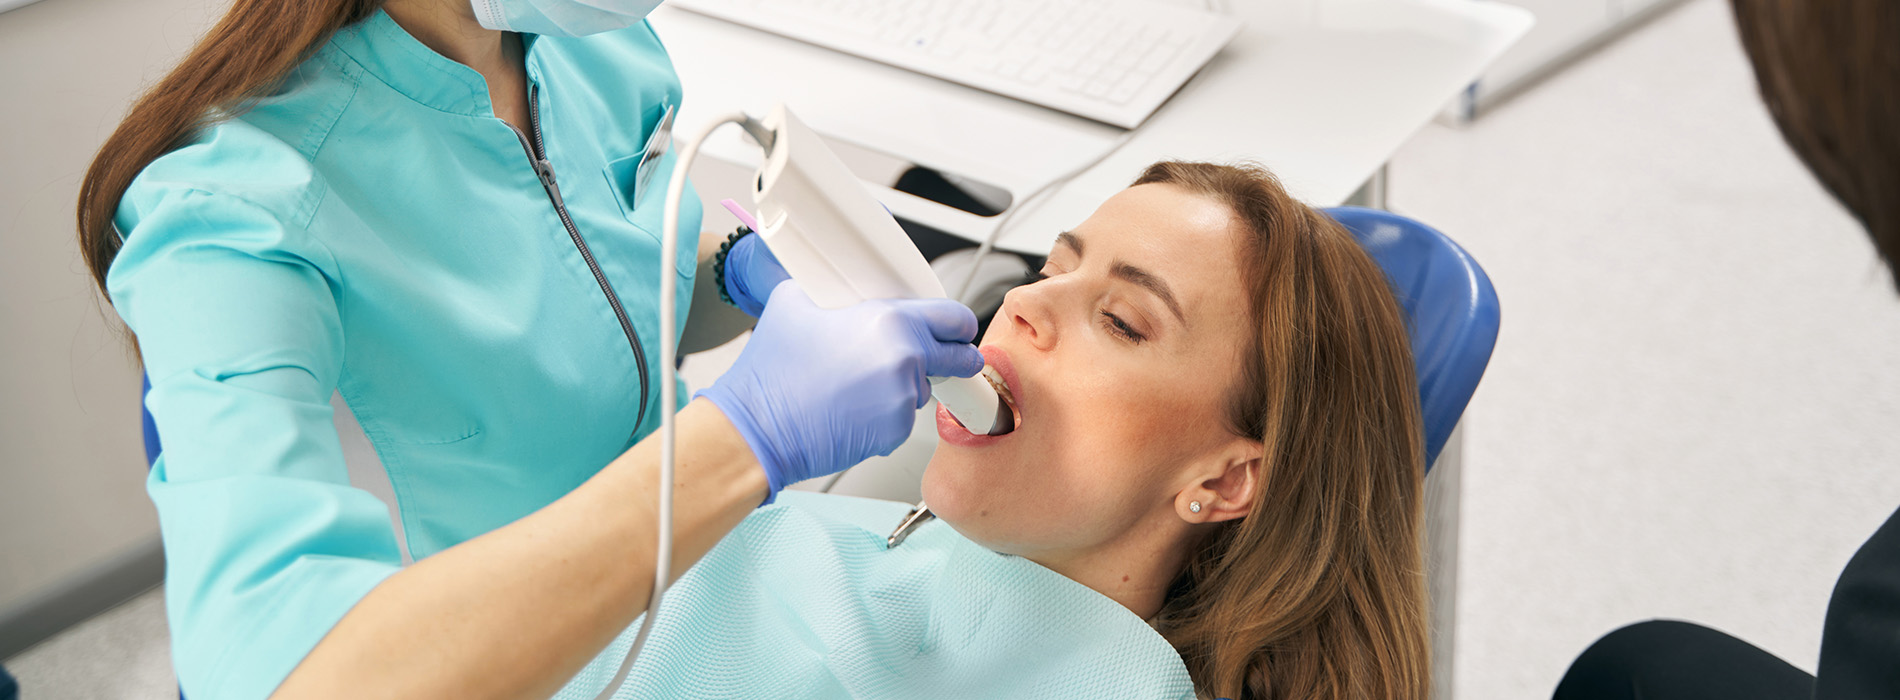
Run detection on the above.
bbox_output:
[748,104,1015,436]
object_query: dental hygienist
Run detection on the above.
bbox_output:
[74,0,982,698]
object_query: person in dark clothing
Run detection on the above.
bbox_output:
[1556,2,1900,698]
[0,662,16,700]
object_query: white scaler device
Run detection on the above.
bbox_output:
[747,105,1015,436]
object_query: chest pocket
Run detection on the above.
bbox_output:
[603,147,653,221]
[603,146,698,277]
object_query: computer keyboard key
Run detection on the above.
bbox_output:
[1136,44,1178,74]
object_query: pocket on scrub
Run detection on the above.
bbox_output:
[603,147,697,277]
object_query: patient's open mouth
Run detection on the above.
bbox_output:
[938,346,1022,446]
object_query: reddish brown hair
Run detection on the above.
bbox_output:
[76,0,382,299]
[1139,162,1428,700]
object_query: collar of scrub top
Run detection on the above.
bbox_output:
[327,9,548,118]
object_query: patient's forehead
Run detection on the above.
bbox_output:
[1074,183,1251,324]
[1095,183,1240,241]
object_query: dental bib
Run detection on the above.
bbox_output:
[551,492,1195,699]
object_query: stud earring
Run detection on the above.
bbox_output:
[1189,501,1202,514]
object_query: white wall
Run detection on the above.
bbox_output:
[0,0,223,614]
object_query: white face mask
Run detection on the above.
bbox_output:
[470,0,665,37]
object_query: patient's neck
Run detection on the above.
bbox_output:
[1027,511,1189,620]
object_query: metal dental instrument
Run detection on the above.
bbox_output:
[887,503,936,548]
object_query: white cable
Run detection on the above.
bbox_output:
[951,130,1139,304]
[594,112,757,700]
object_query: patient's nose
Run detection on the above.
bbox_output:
[1000,286,1057,351]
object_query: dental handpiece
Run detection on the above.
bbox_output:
[744,105,1016,436]
[933,372,1015,435]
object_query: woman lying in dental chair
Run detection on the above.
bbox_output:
[564,161,1428,700]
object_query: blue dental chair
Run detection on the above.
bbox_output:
[138,376,180,700]
[1322,206,1500,470]
[141,374,160,468]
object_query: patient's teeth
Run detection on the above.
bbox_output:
[982,365,1017,412]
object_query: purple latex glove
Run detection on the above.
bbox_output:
[697,280,983,504]
[722,233,791,318]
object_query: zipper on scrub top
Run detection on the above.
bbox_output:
[509,83,652,439]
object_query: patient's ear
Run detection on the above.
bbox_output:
[1177,441,1263,524]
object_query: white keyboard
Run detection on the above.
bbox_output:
[666,0,1243,129]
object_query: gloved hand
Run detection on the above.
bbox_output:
[697,280,983,504]
[722,233,791,317]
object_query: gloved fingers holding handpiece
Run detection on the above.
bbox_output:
[697,274,984,504]
[719,232,791,318]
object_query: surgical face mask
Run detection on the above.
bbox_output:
[470,0,664,37]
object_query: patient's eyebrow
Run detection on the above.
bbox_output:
[1111,262,1185,325]
[1055,231,1082,255]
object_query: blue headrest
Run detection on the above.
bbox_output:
[1323,207,1500,470]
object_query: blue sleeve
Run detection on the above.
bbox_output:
[109,162,401,700]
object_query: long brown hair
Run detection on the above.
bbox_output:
[1140,162,1429,700]
[1729,1,1900,289]
[75,0,382,298]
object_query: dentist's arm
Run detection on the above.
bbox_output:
[275,281,981,700]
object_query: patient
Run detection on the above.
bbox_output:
[581,161,1427,700]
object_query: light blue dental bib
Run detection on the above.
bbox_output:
[555,492,1195,699]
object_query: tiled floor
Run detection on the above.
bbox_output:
[9,1,1900,699]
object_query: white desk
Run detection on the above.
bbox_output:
[652,0,1531,253]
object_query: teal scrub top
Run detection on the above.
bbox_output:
[106,11,703,699]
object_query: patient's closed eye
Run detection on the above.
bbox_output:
[1018,268,1147,343]
[1100,311,1146,343]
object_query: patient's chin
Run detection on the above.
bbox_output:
[921,458,996,541]
[919,456,963,518]
[926,469,1043,557]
